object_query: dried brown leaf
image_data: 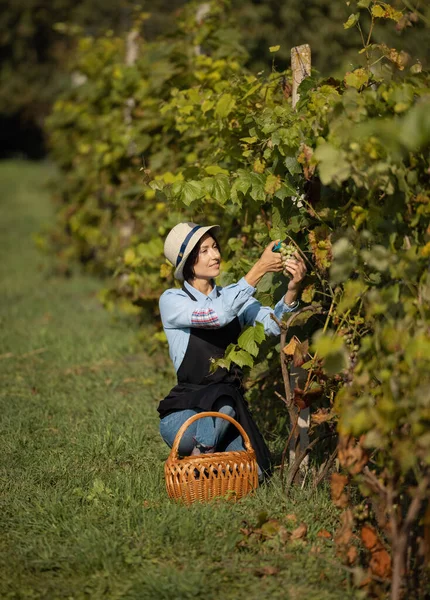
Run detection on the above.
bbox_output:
[346,545,358,565]
[317,529,332,539]
[370,548,392,579]
[293,385,323,410]
[291,522,308,540]
[294,339,309,367]
[283,337,299,357]
[361,525,392,579]
[278,526,290,545]
[331,473,349,508]
[335,509,354,547]
[360,525,379,551]
[254,565,279,577]
[312,408,334,425]
[285,513,297,522]
[338,435,368,475]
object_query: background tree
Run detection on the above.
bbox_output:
[0,0,185,157]
[1,0,428,157]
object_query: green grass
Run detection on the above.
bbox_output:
[0,160,358,600]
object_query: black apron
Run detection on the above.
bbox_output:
[157,285,272,476]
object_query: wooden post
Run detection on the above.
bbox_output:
[124,30,139,128]
[194,3,211,56]
[289,44,311,471]
[291,44,311,109]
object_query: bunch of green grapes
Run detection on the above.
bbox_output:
[274,241,296,278]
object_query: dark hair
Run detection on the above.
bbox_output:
[183,233,221,282]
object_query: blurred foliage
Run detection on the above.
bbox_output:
[0,0,185,131]
[1,0,428,142]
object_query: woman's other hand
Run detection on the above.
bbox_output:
[284,251,307,291]
[283,250,307,307]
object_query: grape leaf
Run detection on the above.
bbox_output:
[229,348,254,368]
[215,93,236,118]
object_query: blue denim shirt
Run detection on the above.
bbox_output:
[159,277,298,372]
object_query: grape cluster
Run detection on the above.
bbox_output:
[353,502,370,522]
[277,242,296,278]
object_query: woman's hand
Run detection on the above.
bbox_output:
[283,251,307,306]
[244,240,283,287]
[258,240,285,274]
[284,251,307,290]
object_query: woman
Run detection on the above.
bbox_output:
[158,221,306,477]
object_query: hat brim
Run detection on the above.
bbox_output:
[174,225,220,281]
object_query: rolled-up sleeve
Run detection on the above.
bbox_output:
[159,277,256,329]
[239,296,299,336]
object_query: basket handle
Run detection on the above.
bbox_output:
[170,411,253,459]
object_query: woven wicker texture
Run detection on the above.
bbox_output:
[165,411,259,504]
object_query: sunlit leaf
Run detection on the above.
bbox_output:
[343,13,359,29]
[215,93,236,118]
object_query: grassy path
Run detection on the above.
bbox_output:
[0,161,356,600]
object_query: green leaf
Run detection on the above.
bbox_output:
[344,68,370,89]
[254,291,273,307]
[361,245,391,271]
[313,330,344,356]
[229,348,254,368]
[284,156,302,175]
[215,93,236,118]
[313,330,349,375]
[202,175,230,204]
[249,173,266,202]
[288,307,317,327]
[269,45,280,53]
[343,13,360,29]
[371,4,402,21]
[274,179,297,200]
[242,83,262,100]
[264,174,282,195]
[371,5,385,18]
[337,279,368,315]
[231,171,251,205]
[257,273,273,293]
[398,102,430,152]
[271,204,288,240]
[210,356,231,373]
[330,238,357,284]
[212,175,230,205]
[237,323,266,357]
[357,0,371,8]
[314,142,351,186]
[253,322,266,344]
[201,99,215,114]
[238,326,259,357]
[171,180,204,206]
[204,165,229,175]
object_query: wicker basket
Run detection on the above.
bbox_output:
[164,411,259,505]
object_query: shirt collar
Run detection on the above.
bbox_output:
[183,279,219,300]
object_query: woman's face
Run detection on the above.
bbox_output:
[193,234,221,280]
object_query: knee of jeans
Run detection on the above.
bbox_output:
[219,404,235,418]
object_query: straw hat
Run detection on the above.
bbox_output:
[164,222,220,281]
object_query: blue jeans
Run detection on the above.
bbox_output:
[160,398,245,456]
